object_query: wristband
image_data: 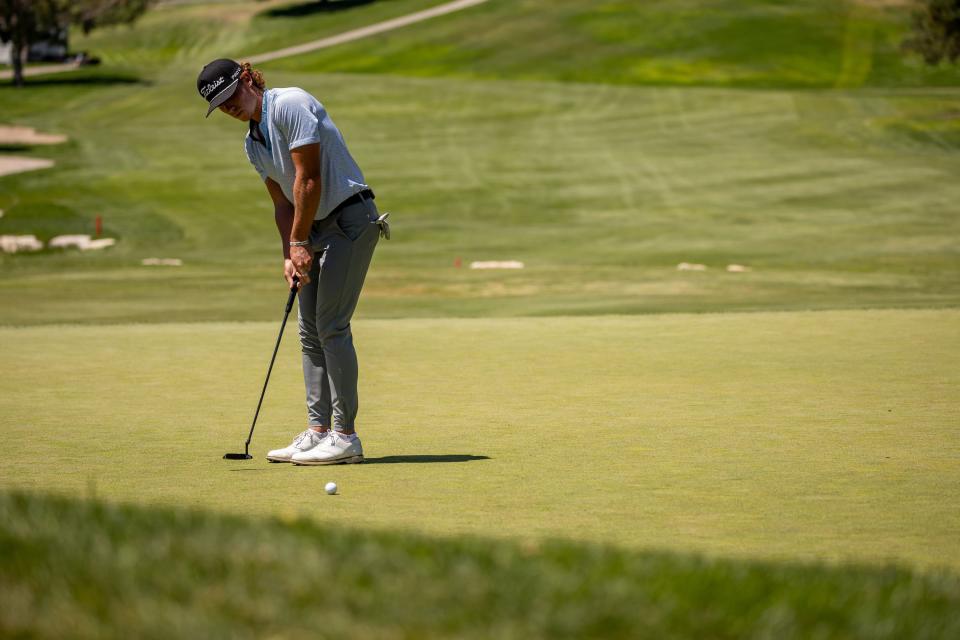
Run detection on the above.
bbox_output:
[289,240,310,247]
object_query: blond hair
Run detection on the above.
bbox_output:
[240,62,265,91]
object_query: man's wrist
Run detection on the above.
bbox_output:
[289,240,310,247]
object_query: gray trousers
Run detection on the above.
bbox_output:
[299,195,380,432]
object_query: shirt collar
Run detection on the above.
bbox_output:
[249,89,271,150]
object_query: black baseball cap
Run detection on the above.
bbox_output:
[197,58,242,117]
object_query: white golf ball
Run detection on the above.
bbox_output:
[325,482,338,495]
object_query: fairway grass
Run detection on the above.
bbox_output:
[1,309,957,572]
[1,73,958,323]
[2,2,959,322]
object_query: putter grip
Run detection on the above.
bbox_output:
[285,276,300,313]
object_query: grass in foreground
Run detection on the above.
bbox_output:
[2,490,958,639]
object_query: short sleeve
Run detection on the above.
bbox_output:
[273,91,322,150]
[244,138,268,181]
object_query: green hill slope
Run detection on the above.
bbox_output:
[259,0,960,89]
[72,0,960,89]
[66,0,451,71]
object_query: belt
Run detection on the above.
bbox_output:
[330,189,374,217]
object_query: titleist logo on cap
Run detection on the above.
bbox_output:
[200,67,240,98]
[200,76,224,98]
[198,59,243,116]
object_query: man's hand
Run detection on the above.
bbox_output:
[289,246,312,285]
[283,259,299,287]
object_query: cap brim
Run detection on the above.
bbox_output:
[204,78,240,118]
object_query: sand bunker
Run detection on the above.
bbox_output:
[0,126,67,177]
[0,234,116,253]
[0,126,67,145]
[0,156,55,177]
[0,235,43,253]
[48,235,116,250]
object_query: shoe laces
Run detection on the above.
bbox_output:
[329,432,356,448]
[293,429,325,448]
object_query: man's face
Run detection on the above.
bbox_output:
[219,77,258,121]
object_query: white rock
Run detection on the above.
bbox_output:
[726,264,752,273]
[469,260,525,270]
[141,258,183,266]
[677,262,708,271]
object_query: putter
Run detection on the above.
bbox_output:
[224,276,300,460]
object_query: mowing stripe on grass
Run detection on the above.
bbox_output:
[246,0,490,64]
[2,71,958,322]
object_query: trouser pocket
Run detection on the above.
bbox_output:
[337,201,378,242]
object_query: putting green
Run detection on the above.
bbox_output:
[1,308,957,571]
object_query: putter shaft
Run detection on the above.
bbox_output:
[240,278,300,456]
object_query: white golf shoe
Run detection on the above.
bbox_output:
[291,431,364,465]
[266,429,330,463]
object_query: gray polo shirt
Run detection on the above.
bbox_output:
[244,87,368,220]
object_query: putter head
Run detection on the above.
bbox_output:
[223,453,253,460]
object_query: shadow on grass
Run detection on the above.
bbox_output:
[363,454,491,464]
[4,74,148,88]
[264,0,377,18]
[225,455,491,468]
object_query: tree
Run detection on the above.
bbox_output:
[0,0,151,87]
[904,0,960,65]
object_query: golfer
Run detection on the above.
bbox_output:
[197,59,388,465]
